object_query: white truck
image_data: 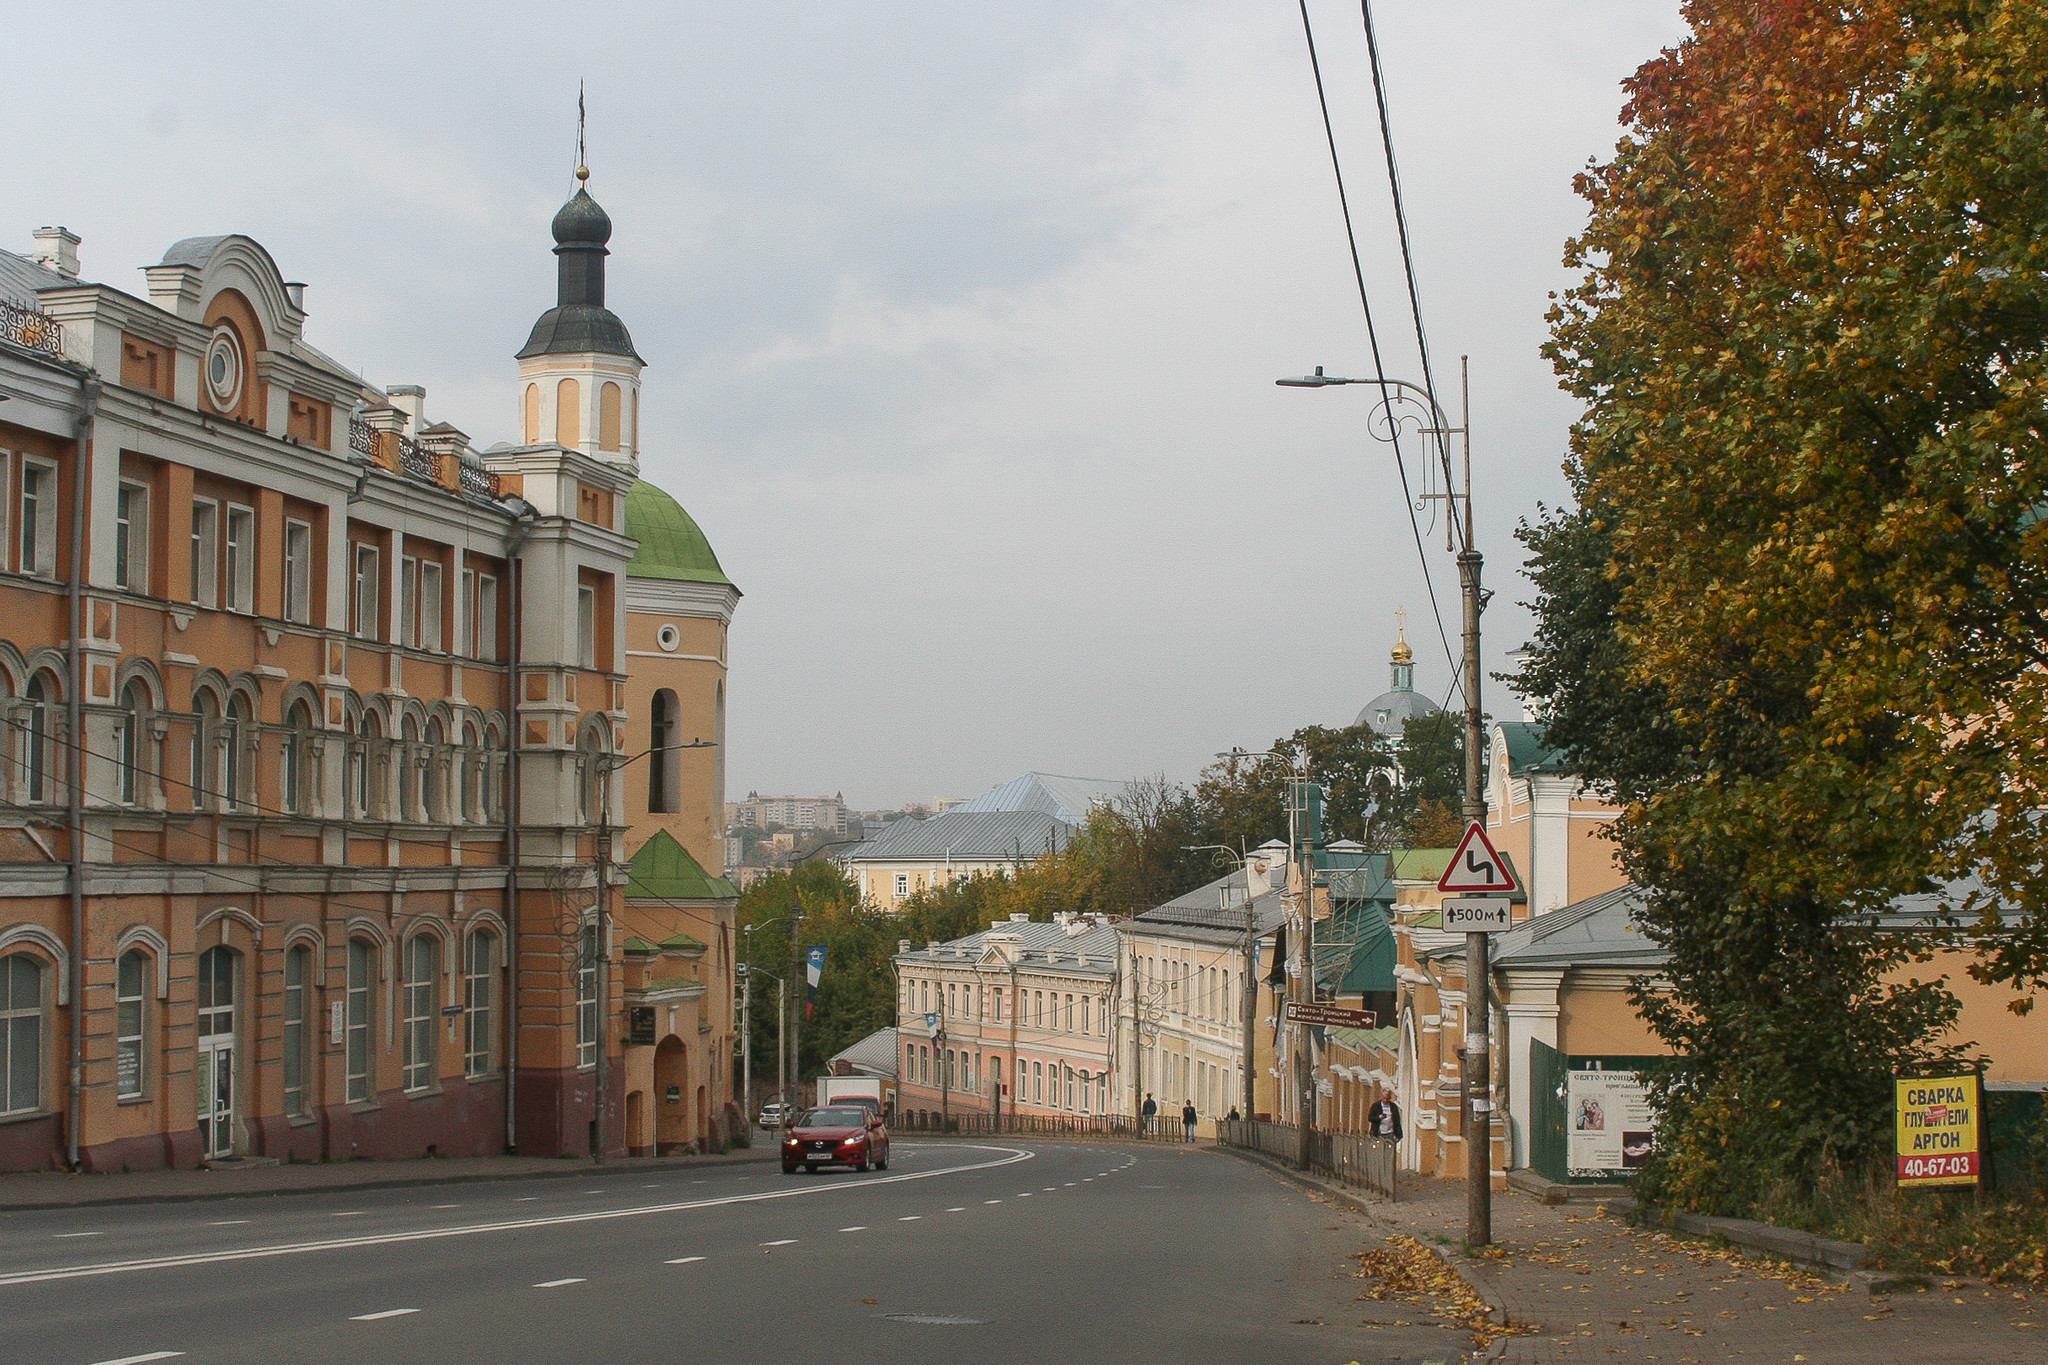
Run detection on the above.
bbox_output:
[817,1075,894,1119]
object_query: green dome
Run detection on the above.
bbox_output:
[625,480,733,586]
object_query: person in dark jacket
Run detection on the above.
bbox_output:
[1366,1096,1403,1142]
[1141,1093,1157,1136]
[1181,1100,1198,1142]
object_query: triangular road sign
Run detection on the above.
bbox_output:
[1437,821,1519,893]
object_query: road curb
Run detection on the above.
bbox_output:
[0,1146,780,1212]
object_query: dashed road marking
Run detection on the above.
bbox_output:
[945,1207,965,1212]
[665,1256,705,1264]
[53,1232,104,1239]
[534,1278,586,1288]
[839,1226,866,1232]
[331,1212,364,1218]
[349,1308,419,1321]
[431,1204,460,1210]
[897,1216,920,1222]
[88,1353,184,1364]
[984,1200,1002,1204]
[762,1239,798,1246]
[208,1221,249,1226]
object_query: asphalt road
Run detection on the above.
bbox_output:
[0,1141,1418,1365]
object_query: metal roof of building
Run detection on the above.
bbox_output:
[895,916,1121,976]
[841,808,1073,864]
[829,1026,900,1079]
[0,249,77,307]
[625,480,732,586]
[953,772,1129,827]
[1498,720,1572,775]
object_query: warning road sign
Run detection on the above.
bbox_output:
[1437,821,1519,894]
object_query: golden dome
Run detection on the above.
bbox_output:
[1390,629,1412,666]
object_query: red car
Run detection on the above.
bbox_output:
[781,1106,890,1174]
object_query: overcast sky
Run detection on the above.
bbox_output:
[11,1,1685,809]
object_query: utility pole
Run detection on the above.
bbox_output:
[1289,779,1315,1170]
[592,761,613,1165]
[739,949,753,1126]
[1455,358,1493,1246]
[789,895,804,1113]
[776,975,786,1125]
[1242,861,1258,1118]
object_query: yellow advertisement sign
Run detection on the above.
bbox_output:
[1895,1074,1982,1188]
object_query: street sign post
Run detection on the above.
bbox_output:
[1896,1073,1984,1189]
[1438,822,1520,894]
[1441,897,1512,932]
[1284,1001,1378,1029]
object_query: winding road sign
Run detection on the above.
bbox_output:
[1437,821,1519,894]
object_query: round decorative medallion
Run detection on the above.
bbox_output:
[205,327,243,410]
[656,623,681,653]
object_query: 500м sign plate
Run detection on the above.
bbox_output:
[1441,897,1512,932]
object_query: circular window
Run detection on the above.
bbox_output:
[205,327,243,410]
[656,624,681,653]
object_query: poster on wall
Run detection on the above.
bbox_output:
[1567,1067,1656,1177]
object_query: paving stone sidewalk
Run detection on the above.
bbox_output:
[0,1144,777,1210]
[1373,1177,2044,1364]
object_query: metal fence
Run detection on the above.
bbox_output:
[1,298,64,357]
[1215,1118,1397,1200]
[889,1110,1192,1141]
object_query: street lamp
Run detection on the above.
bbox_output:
[589,738,716,1165]
[1277,356,1494,1245]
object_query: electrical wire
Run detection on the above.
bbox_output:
[1359,0,1463,551]
[1295,0,1464,706]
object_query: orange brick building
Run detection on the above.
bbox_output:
[0,176,738,1171]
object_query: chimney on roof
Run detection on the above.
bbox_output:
[1008,913,1028,923]
[32,226,80,279]
[926,941,939,954]
[387,385,426,437]
[898,940,911,954]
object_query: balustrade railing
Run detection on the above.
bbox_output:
[345,416,499,499]
[1,298,64,357]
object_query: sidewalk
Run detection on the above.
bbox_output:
[1373,1176,2045,1364]
[0,1144,778,1211]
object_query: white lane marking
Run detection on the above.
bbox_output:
[640,1183,659,1188]
[839,1226,866,1232]
[88,1353,184,1364]
[665,1256,705,1264]
[761,1239,797,1246]
[984,1200,1002,1204]
[208,1220,249,1226]
[945,1207,965,1212]
[54,1231,105,1238]
[1063,1183,1076,1186]
[583,1190,608,1195]
[331,1212,365,1218]
[349,1308,419,1321]
[897,1216,920,1222]
[515,1197,539,1202]
[1083,1178,1094,1182]
[0,1145,1035,1288]
[1042,1187,1057,1191]
[1017,1193,1032,1198]
[431,1204,460,1210]
[534,1278,586,1288]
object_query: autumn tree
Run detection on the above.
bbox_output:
[1529,0,2048,1210]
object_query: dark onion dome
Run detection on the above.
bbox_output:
[551,187,613,246]
[518,179,643,363]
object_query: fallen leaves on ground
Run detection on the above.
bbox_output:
[1354,1234,1532,1348]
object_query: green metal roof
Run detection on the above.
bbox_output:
[625,480,733,587]
[1498,720,1570,774]
[625,829,739,900]
[1390,848,1454,882]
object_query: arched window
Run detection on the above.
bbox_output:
[402,935,438,1091]
[282,701,313,816]
[399,716,421,822]
[578,725,604,827]
[647,689,677,813]
[1031,1060,1042,1104]
[283,945,312,1118]
[523,383,540,445]
[23,674,50,804]
[422,719,444,823]
[116,948,150,1099]
[460,722,482,824]
[353,711,380,820]
[576,924,600,1069]
[555,378,580,447]
[190,691,218,811]
[116,681,148,806]
[482,724,504,824]
[464,929,497,1077]
[223,693,252,811]
[345,938,375,1102]
[1,953,44,1115]
[599,381,622,452]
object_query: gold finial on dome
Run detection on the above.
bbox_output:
[576,165,590,183]
[1391,605,1412,665]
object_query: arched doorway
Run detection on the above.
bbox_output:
[197,946,239,1160]
[654,1037,690,1155]
[1398,1009,1421,1174]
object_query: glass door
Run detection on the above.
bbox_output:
[197,947,236,1159]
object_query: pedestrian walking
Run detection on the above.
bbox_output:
[1141,1092,1157,1136]
[1225,1106,1241,1123]
[1366,1095,1403,1143]
[1181,1100,1197,1143]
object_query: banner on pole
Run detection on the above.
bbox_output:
[805,945,826,1019]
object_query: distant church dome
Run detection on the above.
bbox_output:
[551,187,613,246]
[1355,623,1441,738]
[625,480,733,586]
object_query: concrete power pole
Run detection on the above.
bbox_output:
[1454,360,1493,1248]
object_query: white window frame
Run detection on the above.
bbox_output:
[475,573,498,662]
[189,499,218,607]
[419,559,443,653]
[21,458,58,579]
[223,503,254,613]
[114,480,148,592]
[352,543,379,640]
[116,949,147,1100]
[399,556,419,648]
[345,939,373,1104]
[464,931,495,1078]
[576,925,600,1069]
[1,953,44,1116]
[894,873,909,899]
[576,585,596,669]
[402,936,437,1092]
[283,519,312,624]
[458,567,475,655]
[283,946,309,1118]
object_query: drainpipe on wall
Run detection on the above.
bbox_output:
[500,504,536,1152]
[66,374,99,1171]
